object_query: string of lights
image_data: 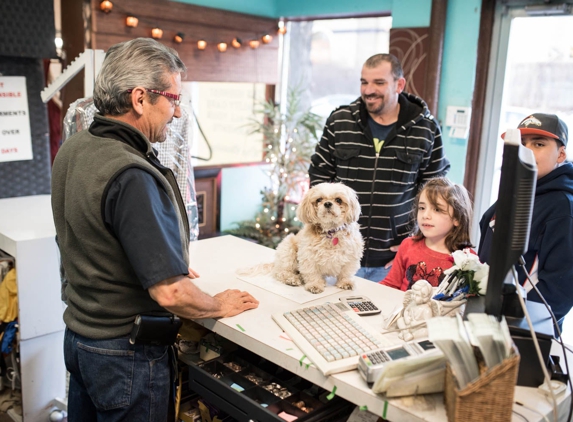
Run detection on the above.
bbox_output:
[99,0,287,51]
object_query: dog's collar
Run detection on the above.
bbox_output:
[324,224,347,239]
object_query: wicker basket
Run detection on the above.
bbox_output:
[444,349,520,422]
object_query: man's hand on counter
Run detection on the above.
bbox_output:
[214,289,260,318]
[149,272,258,319]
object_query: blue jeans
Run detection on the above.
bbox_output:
[355,266,391,282]
[64,328,172,422]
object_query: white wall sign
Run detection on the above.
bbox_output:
[0,76,33,162]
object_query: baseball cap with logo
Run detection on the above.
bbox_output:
[502,113,568,147]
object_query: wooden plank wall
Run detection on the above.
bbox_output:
[89,0,279,84]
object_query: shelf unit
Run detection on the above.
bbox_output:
[0,195,66,422]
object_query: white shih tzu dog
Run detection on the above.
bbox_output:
[240,183,363,294]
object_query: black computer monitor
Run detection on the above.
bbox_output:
[484,129,537,318]
[479,131,556,387]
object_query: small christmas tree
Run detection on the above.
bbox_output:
[226,90,323,248]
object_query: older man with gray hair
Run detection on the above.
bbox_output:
[51,38,259,421]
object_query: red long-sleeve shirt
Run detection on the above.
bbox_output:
[380,237,453,291]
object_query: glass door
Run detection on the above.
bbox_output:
[475,6,573,217]
[475,2,573,341]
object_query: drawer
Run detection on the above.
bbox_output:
[187,348,354,422]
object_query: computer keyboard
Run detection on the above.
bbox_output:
[272,302,390,376]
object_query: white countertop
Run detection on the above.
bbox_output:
[187,235,571,421]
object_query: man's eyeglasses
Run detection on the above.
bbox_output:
[127,88,181,106]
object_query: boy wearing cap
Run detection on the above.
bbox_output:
[479,113,573,330]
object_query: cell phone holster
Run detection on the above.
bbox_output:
[129,314,182,346]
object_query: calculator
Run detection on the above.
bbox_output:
[339,296,381,316]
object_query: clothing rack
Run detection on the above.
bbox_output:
[40,49,105,103]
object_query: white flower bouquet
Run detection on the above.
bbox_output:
[433,249,489,301]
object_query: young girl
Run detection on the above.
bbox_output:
[380,177,473,291]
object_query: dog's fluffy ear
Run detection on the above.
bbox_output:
[297,187,317,224]
[342,184,361,224]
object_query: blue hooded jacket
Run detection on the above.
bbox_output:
[479,162,573,322]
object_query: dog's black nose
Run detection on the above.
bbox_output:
[324,201,332,209]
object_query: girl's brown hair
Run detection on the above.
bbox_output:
[411,177,473,252]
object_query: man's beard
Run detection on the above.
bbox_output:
[363,95,385,115]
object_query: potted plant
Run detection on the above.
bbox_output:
[226,90,323,248]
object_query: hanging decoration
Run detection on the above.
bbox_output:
[174,32,185,43]
[125,16,138,27]
[98,4,286,52]
[100,0,113,13]
[151,27,163,39]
